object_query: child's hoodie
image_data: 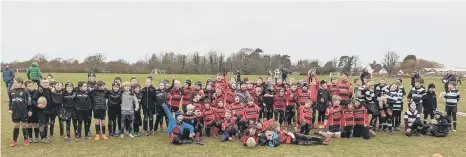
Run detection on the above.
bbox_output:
[121,91,139,115]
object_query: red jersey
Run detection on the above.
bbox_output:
[202,108,216,126]
[306,75,320,103]
[337,81,352,101]
[168,88,182,107]
[247,88,255,96]
[274,84,284,93]
[182,87,194,107]
[214,107,226,122]
[212,93,226,108]
[297,90,311,107]
[326,105,343,126]
[286,90,298,107]
[224,89,235,107]
[298,106,313,125]
[328,84,339,97]
[243,105,260,122]
[342,108,355,126]
[229,102,245,117]
[273,95,287,111]
[277,130,293,144]
[222,117,237,131]
[353,106,370,127]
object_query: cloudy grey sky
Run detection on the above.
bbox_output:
[2,1,466,68]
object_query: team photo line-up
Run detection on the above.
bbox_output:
[6,69,459,148]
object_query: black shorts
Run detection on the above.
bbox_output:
[107,106,119,120]
[93,110,106,120]
[12,116,28,123]
[423,109,434,116]
[328,125,341,133]
[445,106,457,113]
[28,110,39,123]
[62,108,75,121]
[76,110,90,121]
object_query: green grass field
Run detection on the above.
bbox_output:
[1,73,465,157]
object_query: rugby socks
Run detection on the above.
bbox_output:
[102,125,106,134]
[28,128,33,139]
[149,119,154,131]
[96,124,101,134]
[13,128,20,141]
[59,120,64,136]
[34,128,40,139]
[23,128,29,141]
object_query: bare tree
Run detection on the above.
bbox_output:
[31,53,48,63]
[83,53,106,71]
[352,55,360,72]
[382,51,400,74]
[50,57,63,70]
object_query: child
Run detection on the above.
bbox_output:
[421,110,449,137]
[393,79,406,130]
[46,74,56,87]
[75,81,92,141]
[107,82,122,136]
[50,82,64,139]
[221,110,239,142]
[161,104,196,145]
[9,78,32,147]
[316,95,343,139]
[141,77,156,135]
[341,102,354,138]
[363,82,378,131]
[90,81,108,140]
[25,80,40,143]
[113,76,122,85]
[407,78,426,114]
[168,80,182,113]
[213,100,226,137]
[337,73,352,107]
[203,103,216,137]
[155,82,169,132]
[181,80,194,113]
[252,87,264,121]
[444,81,460,131]
[241,124,259,147]
[243,97,260,126]
[62,82,76,141]
[404,102,423,136]
[132,84,143,137]
[257,127,280,147]
[183,104,204,145]
[297,82,311,107]
[317,80,331,129]
[384,83,399,134]
[273,88,286,126]
[352,100,375,139]
[328,77,339,97]
[285,83,298,127]
[246,81,255,96]
[120,81,140,138]
[263,88,275,120]
[130,76,138,88]
[298,100,313,135]
[272,121,328,145]
[38,79,52,143]
[229,96,245,119]
[423,83,437,125]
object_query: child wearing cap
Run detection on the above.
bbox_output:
[421,110,450,137]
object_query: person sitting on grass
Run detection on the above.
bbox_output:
[420,110,450,137]
[161,103,199,145]
[9,77,32,147]
[271,121,329,146]
[404,102,423,137]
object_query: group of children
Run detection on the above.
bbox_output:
[7,69,458,148]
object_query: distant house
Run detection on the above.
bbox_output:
[365,61,386,75]
[420,68,466,76]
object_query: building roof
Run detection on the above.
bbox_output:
[421,68,466,72]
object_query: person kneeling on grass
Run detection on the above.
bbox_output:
[404,102,423,137]
[162,103,202,145]
[420,110,450,137]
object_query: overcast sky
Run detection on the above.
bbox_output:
[2,1,466,68]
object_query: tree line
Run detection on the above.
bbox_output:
[3,48,444,75]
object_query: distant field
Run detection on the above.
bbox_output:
[1,73,465,157]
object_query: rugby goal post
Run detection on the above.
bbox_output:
[329,72,341,78]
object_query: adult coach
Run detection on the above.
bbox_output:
[26,61,42,87]
[2,63,15,92]
[442,70,456,92]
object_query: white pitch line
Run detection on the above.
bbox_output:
[458,112,466,117]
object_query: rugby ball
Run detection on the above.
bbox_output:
[37,96,47,109]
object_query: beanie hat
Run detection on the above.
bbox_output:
[428,83,436,89]
[185,80,192,86]
[175,111,184,119]
[88,72,96,78]
[434,110,443,116]
[195,81,202,87]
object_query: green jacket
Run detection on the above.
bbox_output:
[27,62,42,81]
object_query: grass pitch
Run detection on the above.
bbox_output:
[1,73,465,157]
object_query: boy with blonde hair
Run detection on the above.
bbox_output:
[120,81,140,138]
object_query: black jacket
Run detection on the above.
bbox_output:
[107,90,122,107]
[423,91,437,111]
[155,88,169,109]
[141,86,157,109]
[51,91,64,108]
[38,87,53,113]
[63,92,77,109]
[431,117,450,137]
[317,88,331,111]
[27,90,39,112]
[9,88,31,119]
[91,89,107,110]
[75,90,92,110]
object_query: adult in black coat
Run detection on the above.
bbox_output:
[442,70,456,92]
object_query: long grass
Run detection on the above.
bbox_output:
[1,73,465,157]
